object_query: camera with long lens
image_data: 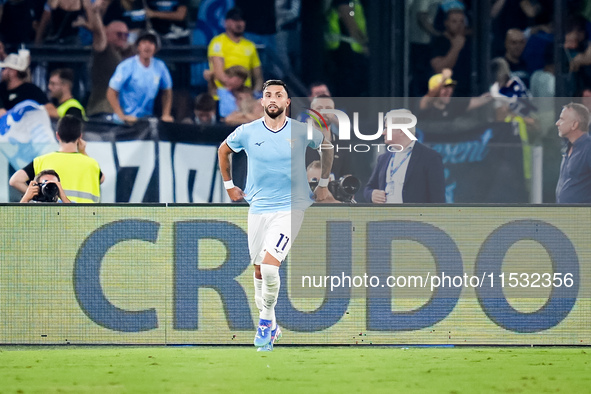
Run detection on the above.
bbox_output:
[328,175,360,203]
[309,175,360,202]
[32,180,60,202]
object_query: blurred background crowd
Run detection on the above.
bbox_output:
[0,0,587,204]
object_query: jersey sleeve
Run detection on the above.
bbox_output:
[108,60,131,92]
[225,125,246,153]
[208,35,224,58]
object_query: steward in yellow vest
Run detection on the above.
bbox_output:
[48,68,87,120]
[9,115,104,203]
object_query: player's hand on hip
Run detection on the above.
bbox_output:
[227,187,246,201]
[371,189,387,203]
[314,186,329,202]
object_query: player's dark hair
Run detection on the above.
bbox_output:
[57,115,83,143]
[34,169,61,183]
[262,80,289,97]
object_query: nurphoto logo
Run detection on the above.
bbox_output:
[306,109,417,153]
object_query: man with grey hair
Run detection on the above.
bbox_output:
[556,102,591,203]
[363,109,445,203]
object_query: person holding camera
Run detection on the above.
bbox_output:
[20,170,71,203]
[9,115,104,203]
[307,160,359,203]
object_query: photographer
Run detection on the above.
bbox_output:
[20,170,71,203]
[307,161,359,203]
[9,115,104,203]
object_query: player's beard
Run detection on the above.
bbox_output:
[265,106,284,119]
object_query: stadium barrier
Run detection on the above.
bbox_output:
[1,204,589,345]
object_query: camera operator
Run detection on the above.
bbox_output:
[20,170,71,203]
[307,160,359,203]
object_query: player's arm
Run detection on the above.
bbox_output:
[314,136,334,201]
[218,141,245,201]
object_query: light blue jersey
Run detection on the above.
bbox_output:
[226,117,324,213]
[108,55,173,118]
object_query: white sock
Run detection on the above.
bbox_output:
[260,264,280,321]
[253,272,263,314]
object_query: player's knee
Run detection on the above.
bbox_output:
[261,264,280,285]
[254,264,262,279]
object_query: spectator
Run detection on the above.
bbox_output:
[304,95,352,180]
[216,65,249,118]
[409,0,444,96]
[34,0,84,45]
[107,30,173,123]
[48,68,86,119]
[555,103,591,203]
[9,115,104,203]
[491,0,541,57]
[504,29,530,87]
[0,52,58,118]
[182,93,217,125]
[0,0,36,45]
[489,57,533,191]
[235,0,279,78]
[419,69,459,120]
[275,0,302,77]
[429,8,472,97]
[308,82,331,99]
[102,0,147,32]
[207,7,263,97]
[324,0,369,97]
[83,0,134,118]
[144,0,189,44]
[20,169,71,203]
[530,44,554,97]
[296,81,332,122]
[363,109,445,204]
[224,86,264,125]
[418,69,490,121]
[565,16,591,76]
[489,57,532,119]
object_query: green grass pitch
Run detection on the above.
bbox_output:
[0,346,589,393]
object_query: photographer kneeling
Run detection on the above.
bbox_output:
[20,170,71,203]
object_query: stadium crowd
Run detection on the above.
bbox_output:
[0,0,589,203]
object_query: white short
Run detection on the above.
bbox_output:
[248,210,305,265]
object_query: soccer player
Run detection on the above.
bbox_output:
[218,79,333,351]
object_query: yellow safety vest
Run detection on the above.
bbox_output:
[33,151,101,203]
[505,115,532,183]
[57,98,87,120]
[325,0,367,53]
